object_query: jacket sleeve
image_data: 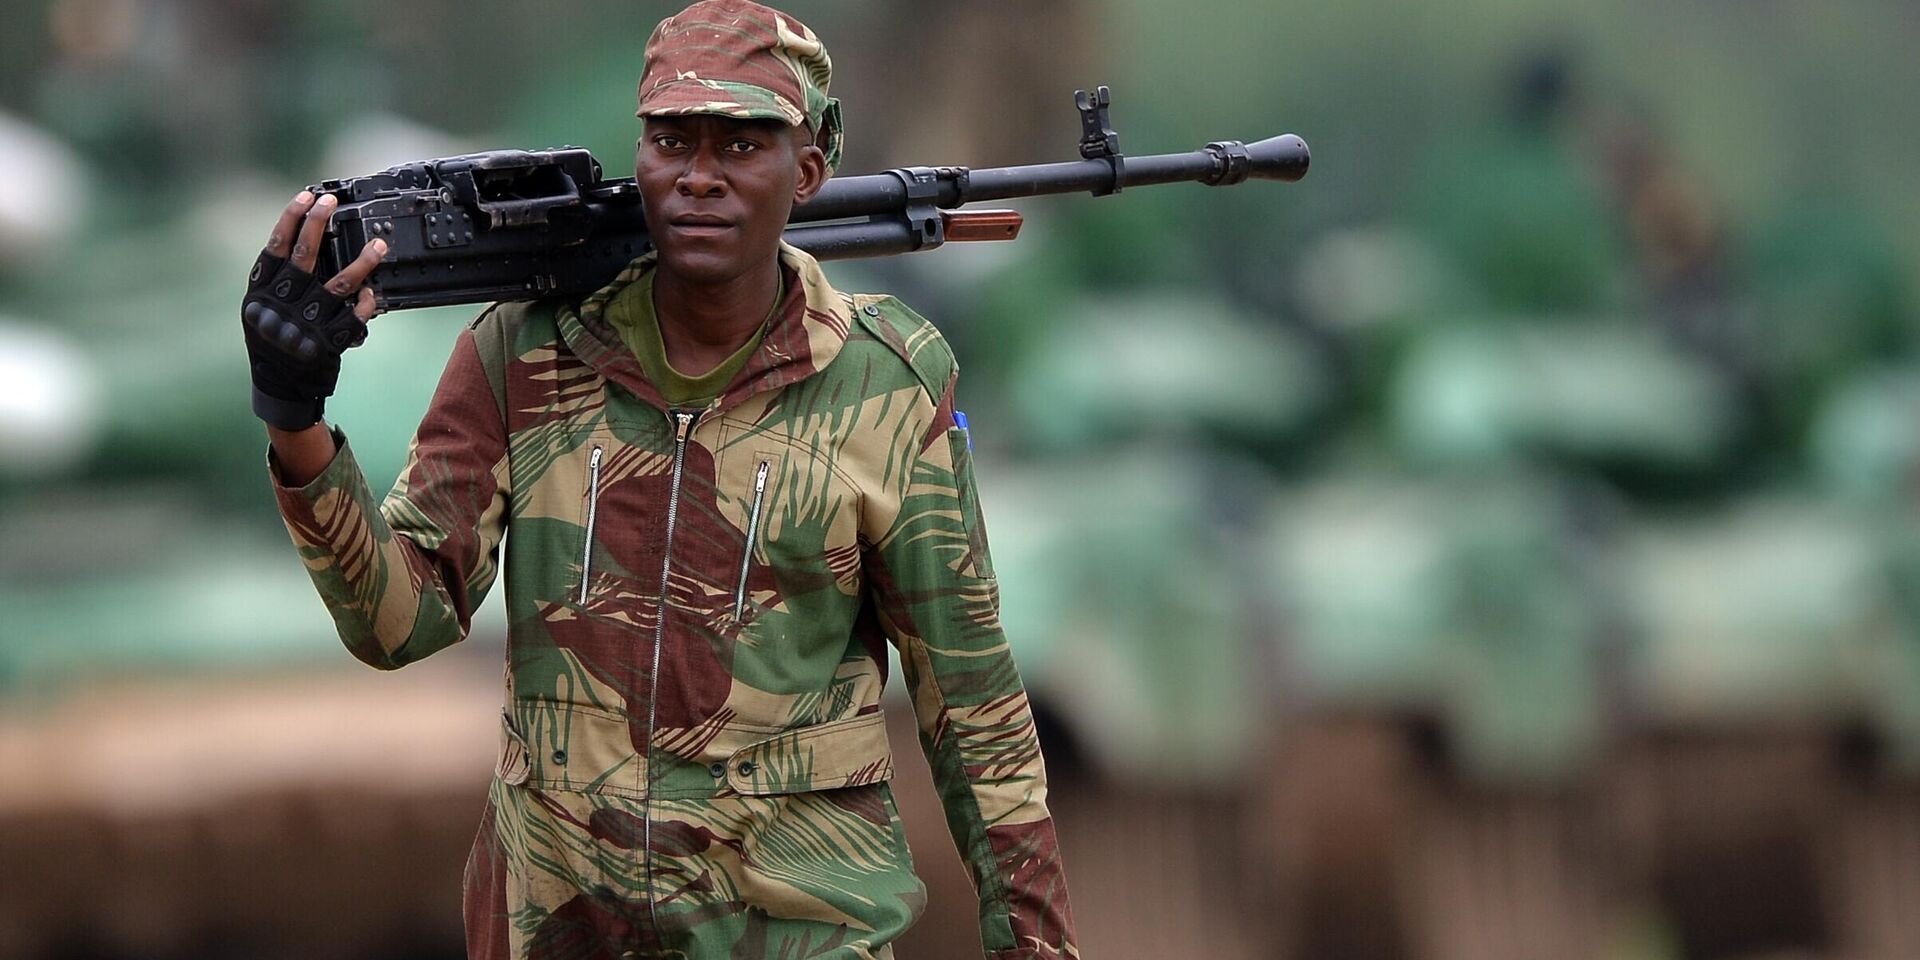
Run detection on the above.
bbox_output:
[866,374,1080,960]
[268,327,511,670]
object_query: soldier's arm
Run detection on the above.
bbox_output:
[866,371,1080,960]
[266,422,337,486]
[268,323,510,670]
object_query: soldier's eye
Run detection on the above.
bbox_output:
[727,139,759,153]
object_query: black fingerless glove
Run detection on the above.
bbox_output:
[241,251,368,430]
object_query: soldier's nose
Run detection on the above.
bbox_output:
[677,156,726,196]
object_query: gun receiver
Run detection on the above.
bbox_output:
[310,86,1310,311]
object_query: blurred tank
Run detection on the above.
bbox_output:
[1255,466,1607,784]
[1615,498,1891,728]
[1390,320,1740,492]
[1005,289,1334,466]
[981,440,1275,785]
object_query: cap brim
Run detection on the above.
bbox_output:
[636,78,806,126]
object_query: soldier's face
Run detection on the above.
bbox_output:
[636,114,828,285]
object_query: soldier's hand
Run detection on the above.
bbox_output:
[241,190,387,430]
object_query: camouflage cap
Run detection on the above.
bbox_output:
[636,0,844,172]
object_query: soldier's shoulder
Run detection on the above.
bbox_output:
[468,298,565,339]
[464,299,570,412]
[466,297,571,365]
[843,292,955,401]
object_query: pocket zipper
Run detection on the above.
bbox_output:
[733,458,771,620]
[577,444,604,604]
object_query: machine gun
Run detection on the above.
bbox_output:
[310,87,1310,311]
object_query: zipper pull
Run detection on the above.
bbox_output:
[671,409,696,443]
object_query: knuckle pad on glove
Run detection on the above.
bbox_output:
[240,252,360,416]
[255,305,285,337]
[271,317,301,351]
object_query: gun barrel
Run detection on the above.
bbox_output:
[792,174,920,221]
[794,133,1309,223]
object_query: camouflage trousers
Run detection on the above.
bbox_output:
[463,776,929,959]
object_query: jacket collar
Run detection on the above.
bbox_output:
[554,241,855,415]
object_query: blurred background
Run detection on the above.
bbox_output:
[4,0,1920,957]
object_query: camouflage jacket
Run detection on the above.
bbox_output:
[271,244,1078,960]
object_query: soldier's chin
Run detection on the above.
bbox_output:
[655,240,774,286]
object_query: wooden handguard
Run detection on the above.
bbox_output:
[941,210,1023,242]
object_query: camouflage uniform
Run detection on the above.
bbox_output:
[273,220,1078,956]
[273,8,1077,953]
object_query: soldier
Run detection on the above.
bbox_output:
[237,2,1079,957]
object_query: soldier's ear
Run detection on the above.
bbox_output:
[792,133,828,205]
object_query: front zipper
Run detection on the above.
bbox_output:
[643,407,696,936]
[576,445,604,604]
[732,459,771,620]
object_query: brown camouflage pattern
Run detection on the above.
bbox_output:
[270,243,1076,958]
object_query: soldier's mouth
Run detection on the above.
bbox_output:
[667,221,734,238]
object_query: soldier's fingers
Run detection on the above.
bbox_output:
[325,238,388,296]
[353,285,380,321]
[290,192,337,273]
[265,191,316,258]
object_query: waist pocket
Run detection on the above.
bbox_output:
[505,703,647,799]
[725,711,895,795]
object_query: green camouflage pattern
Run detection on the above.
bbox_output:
[636,0,845,171]
[270,243,1076,959]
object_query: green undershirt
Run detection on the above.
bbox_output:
[602,269,780,406]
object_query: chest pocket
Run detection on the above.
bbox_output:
[715,434,863,623]
[567,422,632,606]
[729,447,782,623]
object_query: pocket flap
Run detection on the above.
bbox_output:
[726,711,894,795]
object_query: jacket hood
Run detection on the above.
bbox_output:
[553,241,855,414]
